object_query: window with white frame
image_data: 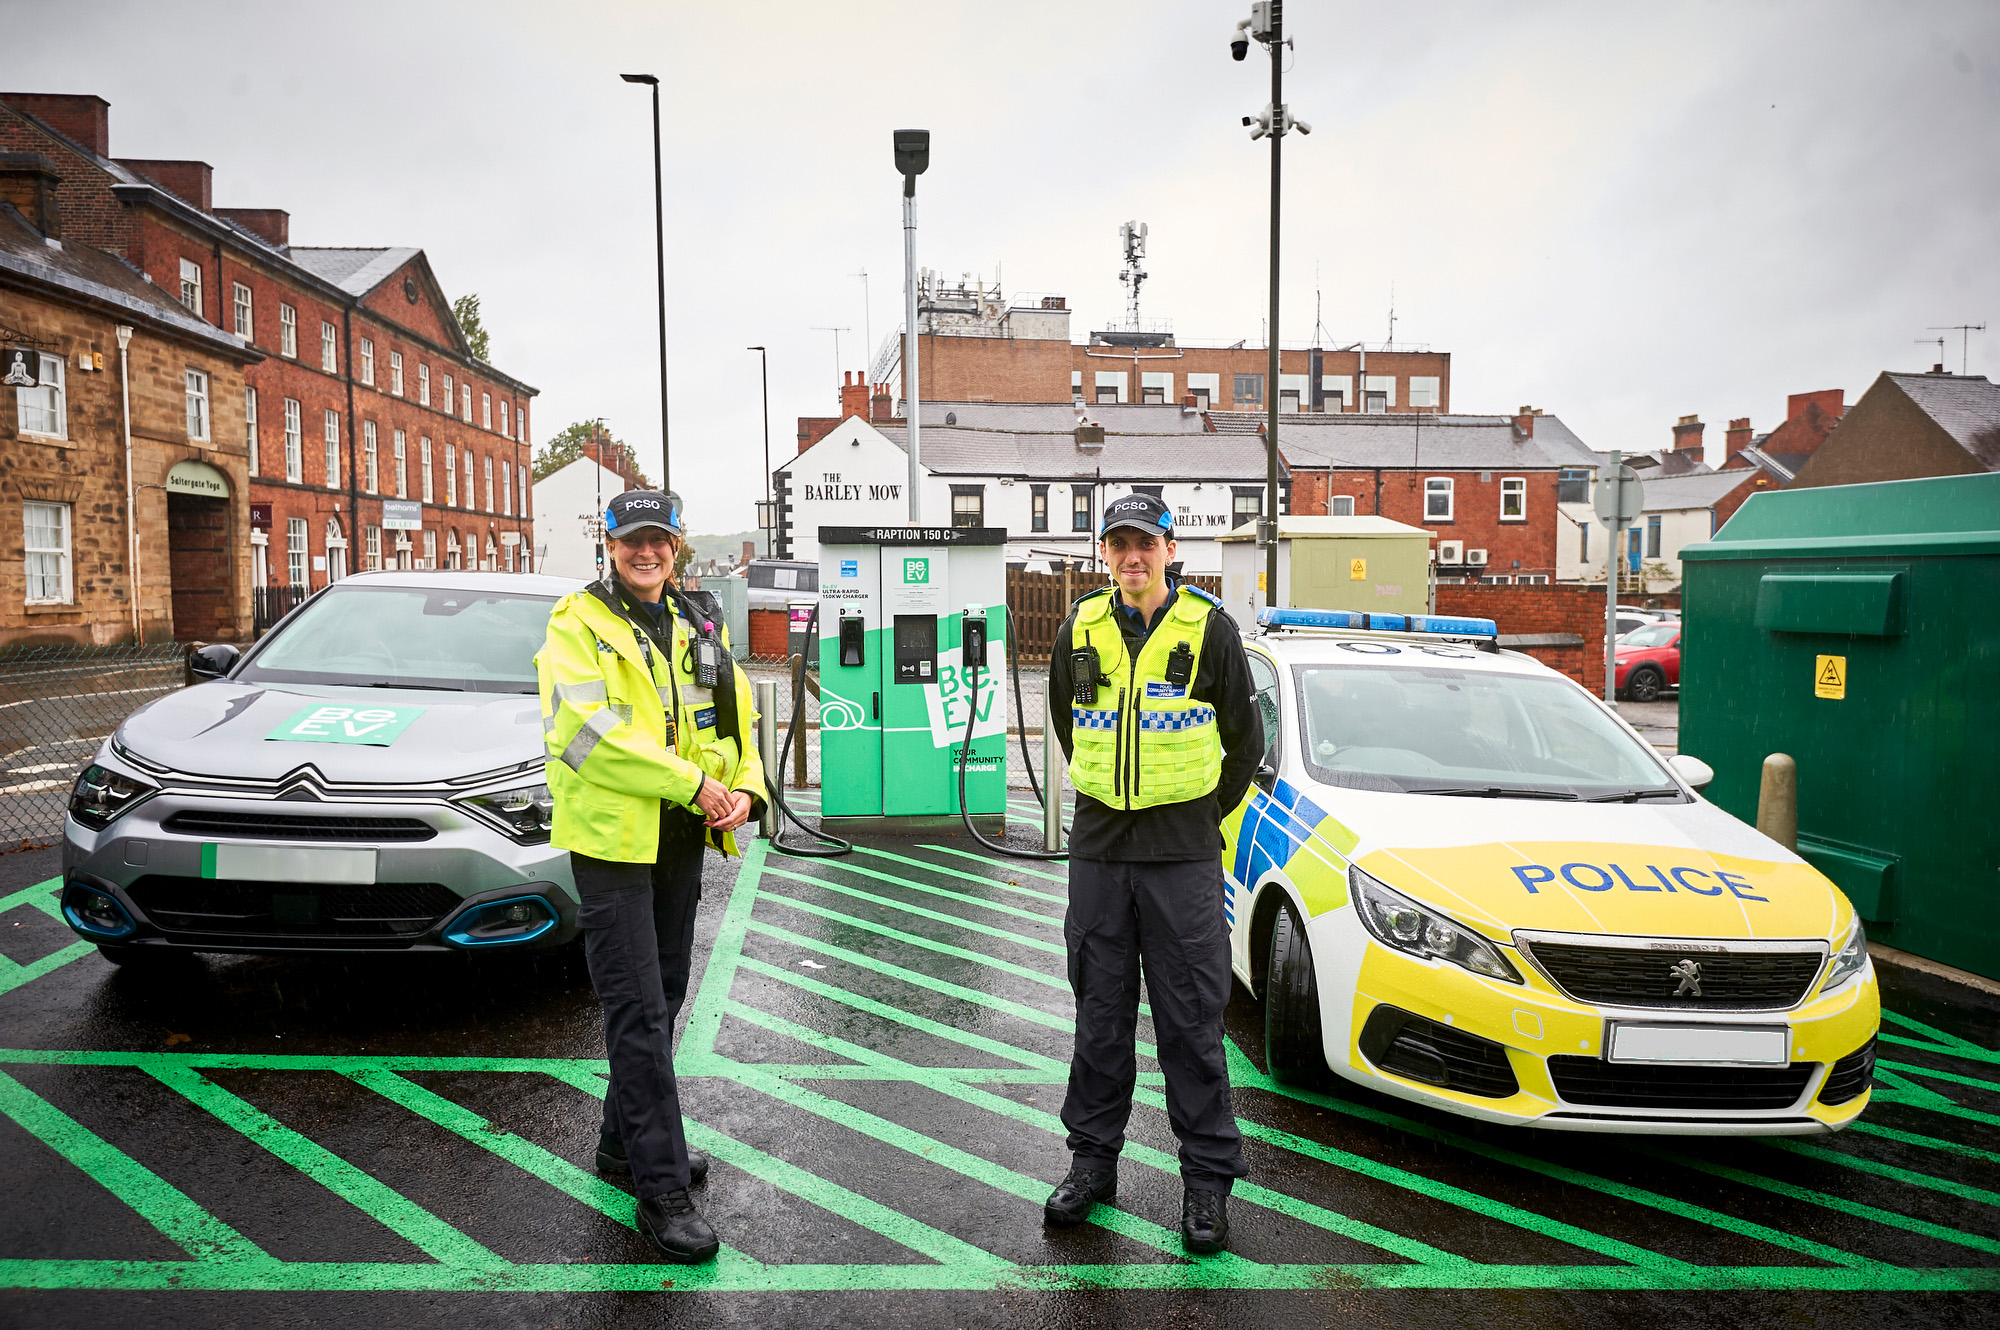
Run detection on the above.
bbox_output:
[1365,375,1395,411]
[949,485,983,527]
[359,338,375,386]
[233,282,252,339]
[418,363,430,405]
[394,430,408,498]
[516,406,527,443]
[320,321,337,372]
[447,528,461,569]
[461,384,472,421]
[442,373,453,413]
[1070,370,1084,403]
[1140,372,1172,405]
[282,398,302,483]
[1186,372,1219,408]
[245,387,258,475]
[445,443,458,505]
[326,520,347,582]
[1408,376,1441,409]
[500,459,511,515]
[422,529,436,569]
[483,454,494,510]
[481,393,492,429]
[1233,373,1264,405]
[179,258,202,316]
[23,501,71,604]
[1329,495,1356,515]
[1071,486,1092,532]
[365,524,381,571]
[14,352,65,437]
[279,303,297,357]
[1424,476,1454,521]
[1232,487,1263,528]
[322,409,339,488]
[1519,574,1549,585]
[390,351,403,397]
[499,400,509,435]
[1500,476,1526,521]
[363,421,378,493]
[1030,485,1048,532]
[1094,370,1126,404]
[185,368,210,441]
[464,450,474,508]
[1319,376,1346,412]
[518,465,528,516]
[420,437,434,503]
[286,516,307,586]
[484,534,497,570]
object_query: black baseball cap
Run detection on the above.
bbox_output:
[1099,492,1175,539]
[604,490,683,539]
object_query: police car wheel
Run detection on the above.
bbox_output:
[1626,666,1663,703]
[1265,900,1329,1087]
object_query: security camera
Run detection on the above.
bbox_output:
[1230,18,1251,60]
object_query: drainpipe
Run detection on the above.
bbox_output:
[117,325,140,642]
[343,305,360,581]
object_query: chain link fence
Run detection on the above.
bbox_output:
[0,643,189,848]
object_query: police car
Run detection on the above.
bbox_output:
[1225,607,1878,1134]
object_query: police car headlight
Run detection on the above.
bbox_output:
[1350,865,1522,983]
[1822,916,1868,992]
[68,764,156,831]
[460,782,554,844]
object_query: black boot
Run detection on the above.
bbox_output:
[596,1130,709,1184]
[636,1189,719,1264]
[1042,1164,1117,1226]
[1181,1187,1230,1255]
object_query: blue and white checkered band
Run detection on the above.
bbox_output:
[1071,708,1120,730]
[1137,706,1217,732]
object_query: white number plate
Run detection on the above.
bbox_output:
[1607,1023,1789,1066]
[207,844,376,885]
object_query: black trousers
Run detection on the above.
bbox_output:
[1061,855,1248,1193]
[570,816,705,1202]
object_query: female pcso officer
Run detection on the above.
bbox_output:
[536,489,766,1264]
[1043,492,1265,1256]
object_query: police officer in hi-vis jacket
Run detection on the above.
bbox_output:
[537,490,767,1263]
[1043,493,1265,1255]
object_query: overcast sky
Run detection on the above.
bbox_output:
[12,1,1998,534]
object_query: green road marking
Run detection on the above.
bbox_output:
[147,1063,507,1268]
[0,877,95,999]
[755,890,1074,991]
[856,846,1068,904]
[1879,1010,2000,1065]
[0,1070,266,1262]
[0,876,66,914]
[918,844,1070,885]
[1851,1117,2000,1164]
[810,853,1065,922]
[761,866,1067,955]
[1767,1136,2000,1209]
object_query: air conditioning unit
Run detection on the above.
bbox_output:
[1466,548,1490,567]
[1437,540,1464,564]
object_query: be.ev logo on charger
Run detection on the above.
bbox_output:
[902,557,930,584]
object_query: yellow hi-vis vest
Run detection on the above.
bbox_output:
[1067,584,1223,810]
[536,587,766,863]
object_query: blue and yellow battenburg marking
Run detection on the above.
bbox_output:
[1072,709,1118,730]
[1222,776,1361,924]
[1137,707,1216,731]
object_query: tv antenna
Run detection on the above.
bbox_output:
[1117,221,1148,328]
[1928,323,1986,376]
[1916,334,1947,369]
[1385,282,1397,350]
[811,326,850,385]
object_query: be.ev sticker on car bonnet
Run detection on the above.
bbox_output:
[267,704,425,746]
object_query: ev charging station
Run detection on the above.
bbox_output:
[815,526,1009,833]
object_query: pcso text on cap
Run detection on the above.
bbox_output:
[604,490,684,540]
[1099,492,1175,538]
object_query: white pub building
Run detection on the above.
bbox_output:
[773,403,1288,573]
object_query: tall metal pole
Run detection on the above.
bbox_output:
[1605,449,1622,704]
[1263,5,1283,608]
[623,74,672,491]
[750,347,771,556]
[903,183,922,523]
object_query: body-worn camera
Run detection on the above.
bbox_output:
[1070,647,1103,705]
[1164,642,1195,688]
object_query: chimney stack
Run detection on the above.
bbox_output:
[839,370,869,421]
[115,158,214,213]
[1513,405,1538,437]
[216,207,289,248]
[0,93,110,157]
[1672,413,1705,465]
[870,382,893,422]
[741,540,756,566]
[1725,416,1752,462]
[0,153,61,238]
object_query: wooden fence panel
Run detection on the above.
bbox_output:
[1004,569,1221,663]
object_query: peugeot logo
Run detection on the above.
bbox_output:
[1669,959,1703,997]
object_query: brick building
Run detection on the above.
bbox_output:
[2,161,260,645]
[1787,372,1997,489]
[0,93,537,629]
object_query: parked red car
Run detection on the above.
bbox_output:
[1615,622,1680,702]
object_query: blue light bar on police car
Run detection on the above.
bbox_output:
[1258,607,1497,637]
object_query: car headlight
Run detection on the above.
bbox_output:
[68,764,156,831]
[1823,915,1868,992]
[460,782,554,843]
[1350,864,1522,983]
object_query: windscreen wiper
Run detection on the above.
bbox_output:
[1404,786,1580,800]
[366,682,461,691]
[1585,787,1686,803]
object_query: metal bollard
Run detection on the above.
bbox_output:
[755,680,779,839]
[1756,752,1798,852]
[1043,694,1062,853]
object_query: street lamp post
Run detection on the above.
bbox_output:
[748,345,771,556]
[621,73,672,492]
[894,130,930,525]
[1231,3,1309,610]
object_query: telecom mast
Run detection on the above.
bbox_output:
[1117,221,1149,329]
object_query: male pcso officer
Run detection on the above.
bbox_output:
[1044,493,1263,1254]
[537,490,767,1263]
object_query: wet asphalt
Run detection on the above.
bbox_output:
[1,824,1997,1329]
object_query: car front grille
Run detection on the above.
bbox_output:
[1359,1004,1519,1099]
[162,810,437,842]
[1522,939,1825,1011]
[127,876,460,940]
[1547,1055,1816,1111]
[1818,1038,1877,1106]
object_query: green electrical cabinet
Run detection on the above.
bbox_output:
[1678,472,2000,979]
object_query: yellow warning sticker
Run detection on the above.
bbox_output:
[1815,654,1846,700]
[1350,558,1368,581]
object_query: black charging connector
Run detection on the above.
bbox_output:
[961,608,988,672]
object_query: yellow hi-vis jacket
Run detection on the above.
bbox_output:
[1067,583,1223,810]
[536,585,766,863]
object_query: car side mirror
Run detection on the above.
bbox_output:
[1667,754,1714,792]
[185,642,240,684]
[1253,759,1278,793]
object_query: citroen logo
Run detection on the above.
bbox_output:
[1669,959,1703,997]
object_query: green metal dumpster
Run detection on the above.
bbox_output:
[1678,471,2000,979]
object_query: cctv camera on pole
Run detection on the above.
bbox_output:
[895,129,930,524]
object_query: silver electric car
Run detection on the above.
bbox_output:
[61,570,581,961]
